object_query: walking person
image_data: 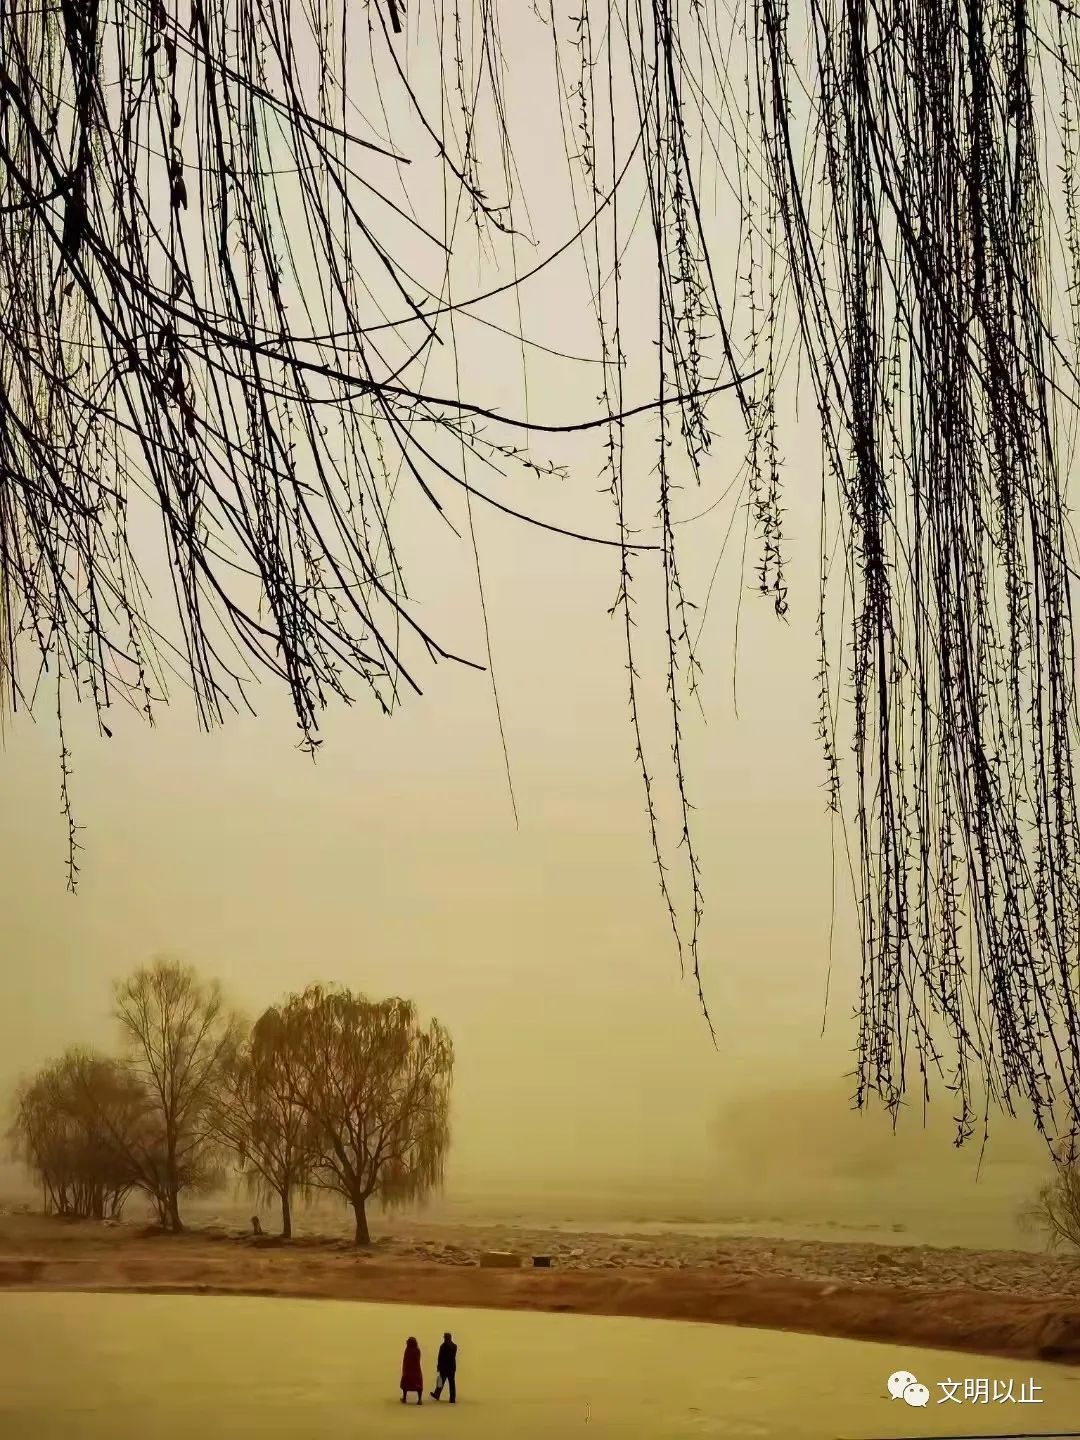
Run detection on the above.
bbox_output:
[430,1331,458,1403]
[400,1336,423,1405]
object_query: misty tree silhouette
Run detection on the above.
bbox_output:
[2,1,1079,1157]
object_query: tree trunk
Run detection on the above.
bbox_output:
[280,1187,292,1240]
[167,1188,183,1232]
[352,1196,370,1246]
[165,1131,183,1232]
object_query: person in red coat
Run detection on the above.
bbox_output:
[400,1336,423,1404]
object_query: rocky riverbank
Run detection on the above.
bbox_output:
[2,1210,1078,1364]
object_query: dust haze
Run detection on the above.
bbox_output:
[0,468,1051,1249]
[0,458,1052,1257]
[0,7,1054,1259]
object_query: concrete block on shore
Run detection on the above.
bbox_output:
[478,1250,520,1269]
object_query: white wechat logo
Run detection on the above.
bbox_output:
[887,1371,930,1407]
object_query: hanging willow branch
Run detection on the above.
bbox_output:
[3,0,1080,1157]
[750,0,1080,1157]
[532,0,1080,1158]
[0,0,722,742]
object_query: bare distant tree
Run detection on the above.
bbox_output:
[7,1048,147,1219]
[114,959,241,1231]
[211,1009,316,1239]
[8,1073,66,1214]
[66,1049,184,1228]
[1021,1165,1080,1254]
[267,986,453,1245]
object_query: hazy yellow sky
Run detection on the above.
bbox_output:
[0,7,1052,1237]
[0,483,847,1180]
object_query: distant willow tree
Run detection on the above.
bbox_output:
[211,1009,316,1239]
[3,2,1080,1156]
[266,987,453,1245]
[7,1048,147,1219]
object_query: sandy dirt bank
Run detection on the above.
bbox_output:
[2,1211,1079,1365]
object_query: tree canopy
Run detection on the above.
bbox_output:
[210,1007,317,1239]
[262,986,453,1245]
[114,958,242,1230]
[7,1048,147,1220]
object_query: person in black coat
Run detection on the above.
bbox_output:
[430,1332,458,1403]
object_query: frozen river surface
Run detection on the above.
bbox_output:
[0,1292,1078,1439]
